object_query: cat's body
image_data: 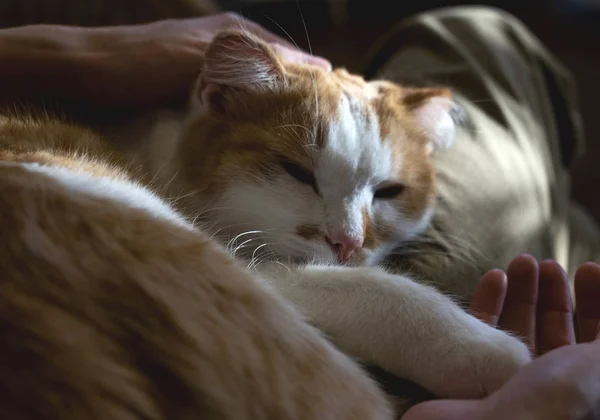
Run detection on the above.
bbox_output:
[0,116,393,420]
[1,31,531,418]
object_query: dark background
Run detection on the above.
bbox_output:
[222,0,600,223]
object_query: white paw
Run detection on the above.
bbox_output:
[448,328,532,398]
[473,329,532,395]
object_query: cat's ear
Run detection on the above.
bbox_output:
[404,88,457,154]
[194,31,285,113]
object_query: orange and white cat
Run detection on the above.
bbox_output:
[0,30,531,419]
[0,117,393,419]
[112,31,532,400]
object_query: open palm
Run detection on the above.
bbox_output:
[403,255,600,420]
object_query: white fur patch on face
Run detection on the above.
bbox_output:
[316,94,395,241]
[214,180,335,263]
[20,162,190,229]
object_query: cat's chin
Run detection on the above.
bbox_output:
[243,251,337,267]
[286,249,385,268]
[309,251,380,268]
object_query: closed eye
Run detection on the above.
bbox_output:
[374,184,405,199]
[280,160,319,193]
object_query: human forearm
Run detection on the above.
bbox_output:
[0,22,204,109]
[0,16,329,110]
[0,25,99,105]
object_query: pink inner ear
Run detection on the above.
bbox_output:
[202,31,284,90]
[413,96,456,151]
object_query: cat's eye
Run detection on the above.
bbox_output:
[374,184,406,199]
[280,160,318,192]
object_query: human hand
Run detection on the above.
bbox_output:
[402,256,600,420]
[81,13,330,107]
[470,255,575,354]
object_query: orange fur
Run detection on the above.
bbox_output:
[296,223,323,240]
[0,116,393,419]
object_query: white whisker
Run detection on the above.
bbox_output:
[227,230,263,249]
[231,238,256,257]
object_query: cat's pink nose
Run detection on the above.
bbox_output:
[326,234,363,263]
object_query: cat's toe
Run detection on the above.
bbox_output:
[476,331,532,395]
[453,329,531,398]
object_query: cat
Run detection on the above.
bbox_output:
[0,116,394,419]
[0,29,532,419]
[105,30,533,404]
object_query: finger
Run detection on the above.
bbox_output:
[271,44,332,71]
[469,269,507,327]
[536,260,575,354]
[498,255,539,352]
[574,262,600,343]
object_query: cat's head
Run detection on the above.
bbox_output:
[176,31,457,266]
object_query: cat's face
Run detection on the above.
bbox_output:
[177,32,456,266]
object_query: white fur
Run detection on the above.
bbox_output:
[318,94,393,243]
[258,262,532,399]
[20,162,190,229]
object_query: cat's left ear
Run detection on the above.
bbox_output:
[193,31,285,114]
[405,88,458,154]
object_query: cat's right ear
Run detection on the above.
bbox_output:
[403,88,458,153]
[194,31,285,114]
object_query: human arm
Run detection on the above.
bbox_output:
[0,24,92,106]
[0,14,330,109]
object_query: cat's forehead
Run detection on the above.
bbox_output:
[297,72,408,181]
[316,89,397,186]
[209,66,426,184]
[304,68,382,105]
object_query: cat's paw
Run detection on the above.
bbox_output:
[449,327,531,398]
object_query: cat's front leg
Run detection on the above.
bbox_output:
[258,263,531,399]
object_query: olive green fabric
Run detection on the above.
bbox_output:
[366,6,599,302]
